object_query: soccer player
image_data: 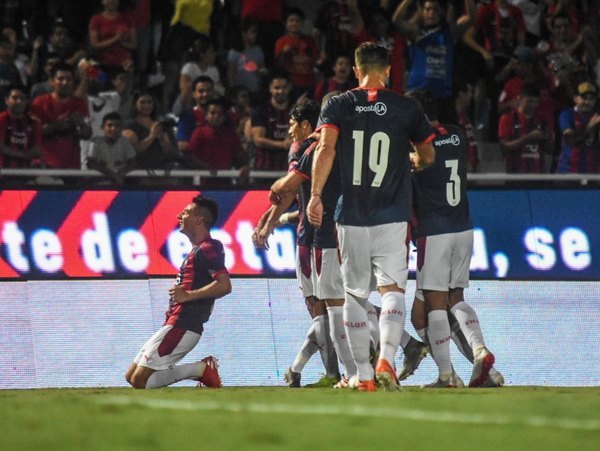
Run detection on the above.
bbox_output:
[408,88,501,388]
[125,195,231,389]
[253,100,340,387]
[257,102,359,387]
[307,42,436,392]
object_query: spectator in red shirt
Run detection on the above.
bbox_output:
[184,97,249,186]
[313,53,356,104]
[274,7,319,100]
[89,0,137,78]
[0,86,42,169]
[30,63,92,169]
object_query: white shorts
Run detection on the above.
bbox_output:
[314,247,345,300]
[416,230,473,292]
[133,324,201,371]
[337,222,409,298]
[296,245,316,298]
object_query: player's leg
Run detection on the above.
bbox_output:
[372,222,410,391]
[366,300,380,366]
[416,234,460,388]
[317,247,358,385]
[447,229,496,387]
[398,292,430,381]
[128,325,218,389]
[338,224,376,391]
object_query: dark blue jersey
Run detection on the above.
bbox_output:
[412,124,473,238]
[291,138,316,247]
[165,237,228,335]
[295,144,341,249]
[317,88,435,226]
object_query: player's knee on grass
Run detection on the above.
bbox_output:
[130,367,154,389]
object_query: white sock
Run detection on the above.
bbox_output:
[145,361,204,389]
[378,291,405,364]
[450,301,485,350]
[291,323,319,373]
[311,315,333,374]
[450,319,474,362]
[365,300,380,349]
[344,292,373,381]
[327,305,357,379]
[427,310,453,379]
[416,327,429,344]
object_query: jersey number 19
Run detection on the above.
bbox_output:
[352,130,390,187]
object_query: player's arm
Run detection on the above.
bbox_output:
[413,140,436,171]
[307,127,337,226]
[169,272,232,304]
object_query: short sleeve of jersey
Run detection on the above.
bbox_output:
[409,100,436,144]
[559,109,574,133]
[295,150,312,179]
[201,239,227,278]
[316,96,342,131]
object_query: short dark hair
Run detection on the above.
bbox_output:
[406,89,439,121]
[289,100,320,130]
[102,112,122,125]
[50,62,74,79]
[205,96,228,111]
[355,42,390,71]
[192,75,215,91]
[192,195,219,228]
[4,84,26,99]
[285,7,304,21]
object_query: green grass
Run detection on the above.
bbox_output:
[2,387,599,451]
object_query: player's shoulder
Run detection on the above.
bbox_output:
[432,123,468,150]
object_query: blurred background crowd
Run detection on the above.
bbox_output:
[0,0,599,187]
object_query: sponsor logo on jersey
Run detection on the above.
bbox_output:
[435,134,461,146]
[355,102,387,115]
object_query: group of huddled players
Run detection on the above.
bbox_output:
[253,42,503,391]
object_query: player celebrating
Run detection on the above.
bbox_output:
[125,195,231,389]
[307,42,436,392]
[408,89,500,388]
[254,100,340,387]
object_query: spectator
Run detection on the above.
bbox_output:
[88,0,137,79]
[313,53,355,104]
[227,84,253,152]
[123,0,152,77]
[498,83,553,173]
[556,81,600,173]
[226,20,266,103]
[86,111,136,185]
[160,0,221,117]
[30,62,92,169]
[173,36,223,116]
[250,72,293,171]
[176,75,216,152]
[355,5,407,94]
[240,0,284,69]
[313,0,362,70]
[454,81,480,172]
[510,0,544,47]
[29,52,61,100]
[184,97,249,185]
[123,91,178,171]
[0,36,21,112]
[43,21,87,68]
[0,85,42,169]
[394,0,474,122]
[274,7,319,99]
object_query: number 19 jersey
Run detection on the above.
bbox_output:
[317,88,434,226]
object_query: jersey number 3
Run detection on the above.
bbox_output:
[352,130,390,187]
[445,159,461,206]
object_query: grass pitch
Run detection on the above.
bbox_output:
[2,386,599,451]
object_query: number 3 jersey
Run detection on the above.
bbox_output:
[317,88,434,226]
[412,124,473,238]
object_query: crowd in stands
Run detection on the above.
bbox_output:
[0,0,599,187]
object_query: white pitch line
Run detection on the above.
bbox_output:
[97,396,600,432]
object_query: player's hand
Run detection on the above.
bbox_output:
[252,226,270,249]
[307,195,323,227]
[169,285,190,303]
[269,189,282,205]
